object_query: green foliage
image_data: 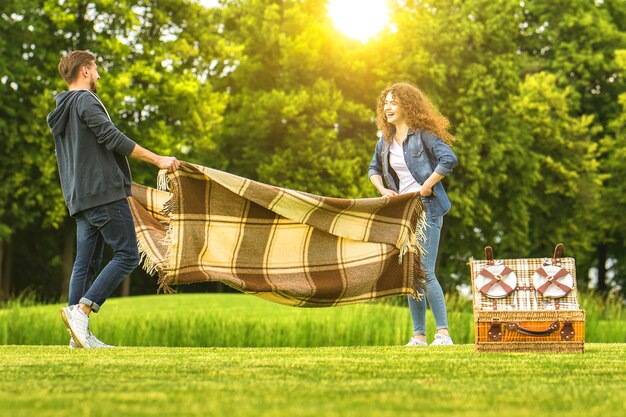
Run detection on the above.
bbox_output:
[518,0,626,291]
[0,1,67,237]
[596,48,626,292]
[255,80,374,197]
[506,72,599,256]
[1,0,625,297]
[217,0,376,199]
[372,0,615,288]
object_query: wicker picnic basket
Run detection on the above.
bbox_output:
[470,244,585,353]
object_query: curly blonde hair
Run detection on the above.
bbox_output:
[376,82,455,145]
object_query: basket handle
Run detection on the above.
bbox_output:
[506,321,560,336]
[488,320,575,341]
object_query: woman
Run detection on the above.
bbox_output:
[368,82,458,346]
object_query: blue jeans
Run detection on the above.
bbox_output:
[68,199,139,312]
[408,213,448,335]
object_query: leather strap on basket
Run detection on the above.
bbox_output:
[484,246,494,265]
[534,267,572,295]
[488,319,503,341]
[560,321,575,340]
[552,243,564,265]
[479,266,515,296]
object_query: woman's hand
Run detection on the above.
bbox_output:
[380,188,398,197]
[419,186,433,197]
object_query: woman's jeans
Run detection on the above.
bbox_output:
[68,198,139,312]
[408,213,448,335]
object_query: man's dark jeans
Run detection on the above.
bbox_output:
[68,198,139,312]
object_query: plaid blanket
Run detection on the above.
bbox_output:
[128,161,426,307]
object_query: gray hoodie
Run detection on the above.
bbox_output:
[47,90,137,216]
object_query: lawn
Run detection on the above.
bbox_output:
[1,294,625,416]
[0,344,624,417]
[1,293,623,346]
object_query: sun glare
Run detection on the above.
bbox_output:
[327,0,390,43]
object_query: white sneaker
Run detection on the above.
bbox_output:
[430,334,454,346]
[69,334,115,349]
[60,305,90,348]
[84,333,115,348]
[405,337,428,347]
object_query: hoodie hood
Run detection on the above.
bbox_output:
[47,90,85,136]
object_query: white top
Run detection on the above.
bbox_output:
[389,139,421,194]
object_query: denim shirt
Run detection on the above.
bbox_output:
[368,129,458,217]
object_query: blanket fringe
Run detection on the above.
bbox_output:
[399,196,428,297]
[161,195,176,218]
[158,173,178,295]
[137,169,178,295]
[157,169,170,191]
[397,197,427,262]
[156,226,176,294]
[137,232,177,294]
[137,240,158,276]
[157,277,176,294]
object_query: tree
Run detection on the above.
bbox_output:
[216,0,377,197]
[377,0,531,287]
[0,0,68,298]
[1,0,233,298]
[376,0,607,291]
[2,0,625,300]
[519,0,626,291]
[594,48,626,294]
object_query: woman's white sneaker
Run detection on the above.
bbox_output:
[430,334,454,346]
[405,337,428,347]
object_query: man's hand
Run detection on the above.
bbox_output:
[157,156,180,172]
[130,144,180,172]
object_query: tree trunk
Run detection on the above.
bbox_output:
[74,2,89,50]
[60,222,75,300]
[120,275,131,297]
[596,243,607,293]
[0,240,4,300]
[1,239,13,300]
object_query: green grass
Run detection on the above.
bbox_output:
[2,294,624,416]
[0,344,624,417]
[0,293,474,346]
[0,293,624,347]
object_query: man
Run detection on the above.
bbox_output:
[47,50,179,348]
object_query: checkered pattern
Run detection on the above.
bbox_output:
[129,161,427,307]
[470,256,580,311]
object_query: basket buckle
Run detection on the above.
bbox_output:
[560,320,575,340]
[488,319,502,341]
